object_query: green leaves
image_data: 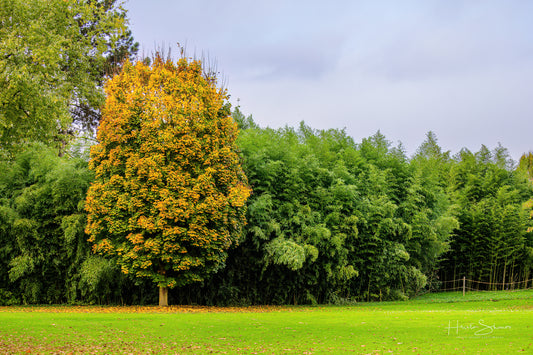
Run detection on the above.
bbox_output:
[264,237,306,271]
[0,144,108,304]
[518,152,533,180]
[441,144,533,288]
[0,0,132,153]
[8,254,34,282]
[226,123,439,303]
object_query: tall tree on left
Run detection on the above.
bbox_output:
[0,0,136,155]
[85,55,251,306]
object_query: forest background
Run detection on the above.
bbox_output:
[0,0,532,306]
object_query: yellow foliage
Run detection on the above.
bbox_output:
[85,54,251,289]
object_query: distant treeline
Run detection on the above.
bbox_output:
[0,109,532,305]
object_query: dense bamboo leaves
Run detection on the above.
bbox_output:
[0,145,111,304]
[233,125,362,303]
[85,57,250,305]
[408,132,458,285]
[177,124,458,304]
[441,147,533,288]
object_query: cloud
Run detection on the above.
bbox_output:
[125,0,533,159]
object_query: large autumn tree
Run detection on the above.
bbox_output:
[85,55,250,306]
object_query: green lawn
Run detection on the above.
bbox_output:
[0,290,531,354]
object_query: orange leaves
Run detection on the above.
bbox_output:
[0,304,295,314]
[126,233,144,245]
[137,216,156,232]
[229,183,253,208]
[139,260,153,269]
[144,238,162,254]
[92,239,115,255]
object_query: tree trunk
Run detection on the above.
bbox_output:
[159,286,168,307]
[502,262,507,291]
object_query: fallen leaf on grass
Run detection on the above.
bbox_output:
[0,305,298,314]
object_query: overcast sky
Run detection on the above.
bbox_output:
[124,0,533,161]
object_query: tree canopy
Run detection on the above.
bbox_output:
[85,56,251,306]
[0,0,135,154]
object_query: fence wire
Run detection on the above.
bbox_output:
[431,277,533,293]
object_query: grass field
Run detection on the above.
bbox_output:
[0,290,531,354]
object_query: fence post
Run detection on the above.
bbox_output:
[463,276,466,297]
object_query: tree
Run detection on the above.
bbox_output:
[85,56,251,306]
[0,0,133,154]
[70,0,139,135]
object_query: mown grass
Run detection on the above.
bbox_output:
[0,290,531,354]
[413,289,533,303]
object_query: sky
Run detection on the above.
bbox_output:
[124,0,533,161]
